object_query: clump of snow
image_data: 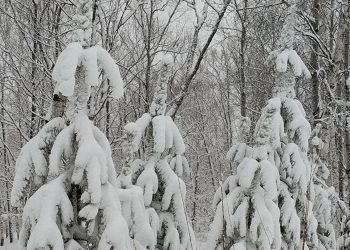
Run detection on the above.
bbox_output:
[82,47,98,86]
[98,183,132,250]
[279,183,301,248]
[226,143,252,171]
[153,115,167,153]
[282,98,311,152]
[268,49,311,79]
[169,155,190,177]
[11,118,66,207]
[208,157,281,249]
[118,185,156,249]
[52,43,124,100]
[95,46,124,98]
[53,43,83,97]
[49,124,75,176]
[19,175,73,250]
[254,97,284,151]
[136,160,158,206]
[156,159,193,248]
[281,143,307,195]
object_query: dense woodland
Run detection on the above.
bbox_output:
[1,0,350,249]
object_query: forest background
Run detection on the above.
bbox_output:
[1,0,349,244]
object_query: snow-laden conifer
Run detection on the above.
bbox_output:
[119,56,196,249]
[310,124,338,249]
[11,1,131,249]
[209,2,320,249]
[208,98,282,249]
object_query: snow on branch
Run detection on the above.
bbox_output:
[95,46,125,98]
[98,183,132,249]
[118,186,156,248]
[49,113,111,207]
[156,159,191,248]
[282,98,311,152]
[52,44,125,99]
[268,48,311,79]
[19,175,73,250]
[11,117,66,207]
[52,43,83,97]
[208,158,281,249]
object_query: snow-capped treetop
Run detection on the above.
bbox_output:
[230,109,251,143]
[52,0,124,120]
[267,3,311,99]
[71,0,93,47]
[269,48,311,78]
[276,2,298,50]
[52,45,124,102]
[150,57,173,117]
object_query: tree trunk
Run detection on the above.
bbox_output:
[238,0,248,117]
[311,0,321,123]
[1,68,13,244]
[49,5,67,120]
[30,1,39,138]
[343,0,350,205]
[191,157,200,228]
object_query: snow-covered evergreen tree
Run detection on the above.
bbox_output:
[338,210,350,250]
[118,56,196,249]
[310,124,337,249]
[208,98,283,249]
[208,2,321,249]
[10,0,132,249]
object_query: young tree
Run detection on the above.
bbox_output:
[310,124,338,249]
[10,0,131,249]
[338,209,350,249]
[208,98,283,249]
[208,2,321,249]
[118,56,196,249]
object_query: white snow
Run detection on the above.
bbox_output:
[237,158,259,188]
[19,175,73,250]
[95,45,124,99]
[82,47,98,87]
[136,160,158,206]
[11,117,66,207]
[118,185,156,249]
[268,49,311,79]
[170,119,186,155]
[52,43,83,97]
[98,183,132,250]
[52,44,124,100]
[152,115,167,153]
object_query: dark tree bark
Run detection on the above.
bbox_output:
[343,0,350,204]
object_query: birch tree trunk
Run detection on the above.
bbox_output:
[311,0,321,123]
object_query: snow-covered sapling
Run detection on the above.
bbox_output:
[11,0,131,249]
